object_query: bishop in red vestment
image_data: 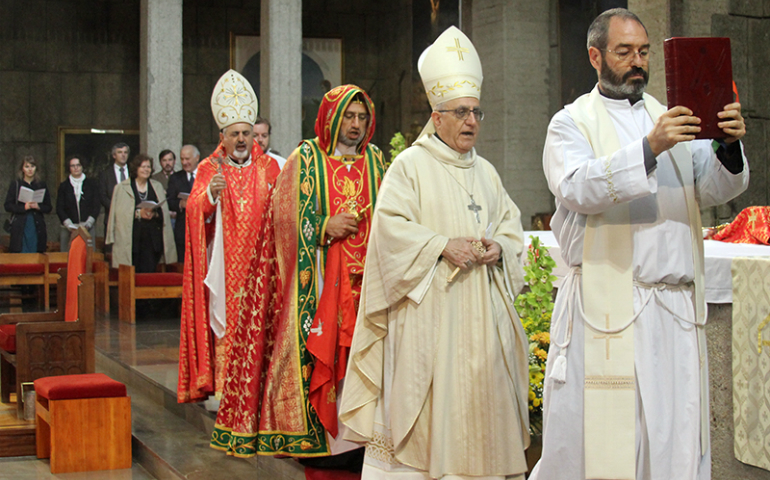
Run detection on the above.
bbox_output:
[177,70,280,403]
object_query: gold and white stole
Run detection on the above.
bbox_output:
[566,87,707,479]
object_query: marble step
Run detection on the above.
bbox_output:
[96,350,305,480]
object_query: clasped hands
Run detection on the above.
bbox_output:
[647,102,745,156]
[443,237,501,270]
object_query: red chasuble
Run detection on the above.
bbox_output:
[177,140,280,403]
[211,85,387,457]
[712,206,770,245]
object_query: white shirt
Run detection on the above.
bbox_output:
[113,163,128,184]
[544,94,749,284]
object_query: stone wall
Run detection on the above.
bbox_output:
[0,0,413,246]
[1,0,767,246]
[182,0,412,162]
[472,0,554,228]
[632,0,769,225]
[712,2,770,216]
[0,0,141,242]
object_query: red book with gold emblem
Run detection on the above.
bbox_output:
[664,37,733,140]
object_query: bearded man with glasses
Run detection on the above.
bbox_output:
[530,8,748,480]
[339,25,530,480]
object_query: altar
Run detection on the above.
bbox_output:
[522,231,770,479]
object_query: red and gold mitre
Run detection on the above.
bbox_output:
[314,84,376,157]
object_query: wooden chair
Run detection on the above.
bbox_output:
[118,264,183,324]
[48,251,108,316]
[0,228,95,417]
[0,253,50,310]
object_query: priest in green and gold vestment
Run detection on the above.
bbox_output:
[211,85,387,464]
[339,26,530,479]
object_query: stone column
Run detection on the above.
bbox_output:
[140,0,183,171]
[629,0,670,101]
[260,0,302,158]
[472,0,553,226]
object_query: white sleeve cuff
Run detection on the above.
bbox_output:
[207,185,219,205]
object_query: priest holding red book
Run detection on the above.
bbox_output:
[531,8,748,480]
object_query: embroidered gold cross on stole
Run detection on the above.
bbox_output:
[584,310,636,480]
[594,314,623,360]
[234,286,247,312]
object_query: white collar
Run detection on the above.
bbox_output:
[225,155,252,168]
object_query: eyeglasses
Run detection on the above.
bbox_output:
[343,112,370,122]
[70,164,82,168]
[435,107,485,122]
[603,48,651,63]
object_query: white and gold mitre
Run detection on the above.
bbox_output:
[418,26,482,108]
[210,69,258,130]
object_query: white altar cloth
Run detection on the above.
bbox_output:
[523,230,770,304]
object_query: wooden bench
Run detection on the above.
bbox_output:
[0,253,50,310]
[118,264,183,323]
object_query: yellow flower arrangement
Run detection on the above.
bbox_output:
[515,236,557,434]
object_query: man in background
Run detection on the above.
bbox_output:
[253,117,286,169]
[166,145,200,261]
[98,142,130,245]
[152,149,176,191]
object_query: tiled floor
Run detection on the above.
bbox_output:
[94,307,181,394]
[0,457,155,480]
[0,293,305,480]
[0,292,183,480]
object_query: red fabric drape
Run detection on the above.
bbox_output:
[306,242,357,437]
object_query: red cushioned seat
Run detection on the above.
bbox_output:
[51,262,100,276]
[0,324,16,353]
[109,268,118,282]
[0,264,45,275]
[49,262,68,275]
[135,272,183,287]
[34,373,126,401]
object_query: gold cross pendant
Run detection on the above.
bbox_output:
[236,197,247,212]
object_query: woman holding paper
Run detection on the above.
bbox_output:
[106,153,176,271]
[56,154,99,251]
[4,156,52,253]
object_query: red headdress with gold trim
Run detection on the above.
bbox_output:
[314,84,376,157]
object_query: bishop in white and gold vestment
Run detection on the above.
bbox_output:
[339,26,530,480]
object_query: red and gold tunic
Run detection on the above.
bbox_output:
[319,153,375,305]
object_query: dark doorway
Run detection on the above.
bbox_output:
[559,0,627,106]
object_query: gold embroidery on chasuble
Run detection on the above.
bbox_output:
[215,161,270,393]
[255,148,326,455]
[325,155,372,278]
